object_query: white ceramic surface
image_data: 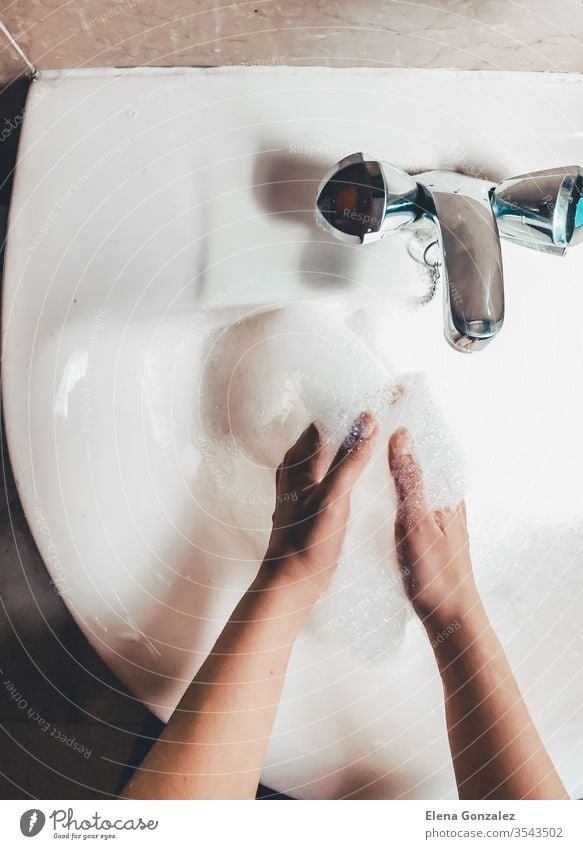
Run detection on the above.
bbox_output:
[3,67,583,799]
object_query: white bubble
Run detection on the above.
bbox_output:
[197,304,467,661]
[200,303,398,467]
[387,373,468,510]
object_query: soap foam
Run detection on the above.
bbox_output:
[309,372,468,660]
[198,305,468,661]
[386,373,468,511]
[309,451,412,662]
[200,303,398,467]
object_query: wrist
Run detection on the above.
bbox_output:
[424,601,504,689]
[252,560,325,614]
[421,592,490,647]
[423,604,497,683]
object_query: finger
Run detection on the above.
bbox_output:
[434,505,459,533]
[388,428,428,525]
[319,412,378,500]
[278,422,323,494]
[434,501,468,535]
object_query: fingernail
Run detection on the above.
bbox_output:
[341,411,377,452]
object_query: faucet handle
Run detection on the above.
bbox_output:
[491,166,583,254]
[316,153,421,244]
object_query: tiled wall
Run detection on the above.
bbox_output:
[0,0,582,83]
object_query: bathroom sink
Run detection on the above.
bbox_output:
[4,67,583,798]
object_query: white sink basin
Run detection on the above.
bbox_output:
[4,67,583,799]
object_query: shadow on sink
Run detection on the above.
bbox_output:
[252,150,357,291]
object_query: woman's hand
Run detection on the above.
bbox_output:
[388,427,479,627]
[123,412,378,800]
[387,427,568,800]
[260,412,378,598]
[124,412,377,800]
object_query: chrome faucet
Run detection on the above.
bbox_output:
[316,153,583,352]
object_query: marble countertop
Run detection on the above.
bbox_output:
[1,0,583,81]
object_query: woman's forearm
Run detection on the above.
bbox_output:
[388,429,566,800]
[427,603,568,801]
[123,416,378,800]
[123,569,316,800]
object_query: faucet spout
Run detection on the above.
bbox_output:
[415,174,505,352]
[316,155,583,353]
[316,155,505,352]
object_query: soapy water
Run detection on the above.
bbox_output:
[200,304,398,467]
[388,374,468,512]
[198,303,468,661]
[309,373,468,661]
